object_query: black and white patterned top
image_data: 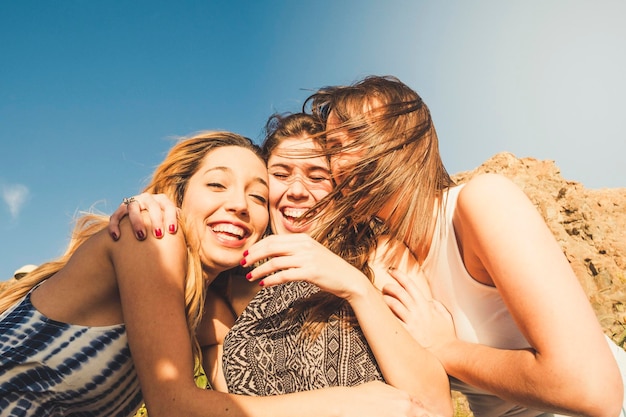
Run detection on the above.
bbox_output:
[222,280,384,395]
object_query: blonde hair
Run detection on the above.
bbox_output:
[296,75,455,336]
[0,131,264,371]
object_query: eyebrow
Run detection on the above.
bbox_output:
[205,166,269,188]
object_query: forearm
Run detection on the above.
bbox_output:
[145,385,338,417]
[437,339,622,417]
[151,383,422,417]
[348,283,452,416]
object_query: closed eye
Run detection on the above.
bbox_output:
[310,175,330,182]
[271,172,289,179]
[250,194,267,205]
[207,182,226,189]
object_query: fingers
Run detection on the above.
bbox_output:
[154,194,179,235]
[126,197,149,240]
[140,193,166,238]
[246,256,293,281]
[382,291,411,322]
[388,267,431,304]
[240,234,342,290]
[242,234,314,266]
[138,193,180,237]
[108,203,129,241]
[108,193,179,241]
[382,281,412,317]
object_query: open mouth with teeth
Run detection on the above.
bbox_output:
[210,222,248,241]
[282,207,309,222]
[279,207,316,233]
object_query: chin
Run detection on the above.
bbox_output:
[283,220,311,234]
[203,248,244,271]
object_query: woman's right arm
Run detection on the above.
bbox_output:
[110,219,430,417]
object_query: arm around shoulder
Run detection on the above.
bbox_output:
[109,219,203,416]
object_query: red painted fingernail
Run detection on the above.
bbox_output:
[169,224,176,233]
[137,230,145,240]
[155,228,163,238]
[240,258,246,266]
[243,250,248,257]
[259,280,265,287]
[246,273,252,280]
[111,232,119,241]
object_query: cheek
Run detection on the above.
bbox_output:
[311,186,332,201]
[179,197,197,219]
[268,179,286,207]
[252,205,269,232]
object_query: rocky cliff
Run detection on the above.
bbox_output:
[452,152,626,348]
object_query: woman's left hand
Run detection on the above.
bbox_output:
[382,268,456,352]
[241,233,371,301]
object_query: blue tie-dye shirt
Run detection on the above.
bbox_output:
[0,288,142,416]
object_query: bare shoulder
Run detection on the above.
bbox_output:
[456,173,529,216]
[453,173,538,255]
[459,173,521,199]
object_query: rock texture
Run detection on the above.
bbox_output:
[452,152,626,348]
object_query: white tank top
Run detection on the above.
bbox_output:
[422,185,548,417]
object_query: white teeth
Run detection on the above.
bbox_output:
[283,208,308,219]
[211,223,245,239]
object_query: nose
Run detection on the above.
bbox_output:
[286,176,309,200]
[225,189,249,214]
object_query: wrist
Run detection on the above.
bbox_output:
[345,278,378,307]
[431,338,463,374]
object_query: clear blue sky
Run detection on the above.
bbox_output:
[2,0,625,280]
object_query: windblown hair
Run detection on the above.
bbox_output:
[262,112,325,159]
[0,131,264,372]
[297,75,455,336]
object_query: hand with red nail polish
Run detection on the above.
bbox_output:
[242,234,370,300]
[107,192,179,241]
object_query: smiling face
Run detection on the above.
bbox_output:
[267,136,332,234]
[181,146,269,276]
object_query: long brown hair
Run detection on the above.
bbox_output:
[297,76,455,335]
[0,131,264,370]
